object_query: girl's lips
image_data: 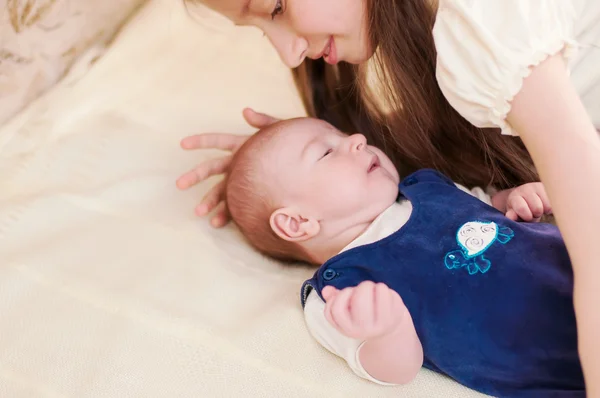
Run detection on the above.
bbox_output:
[323,37,338,65]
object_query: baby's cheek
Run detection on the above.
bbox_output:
[323,181,364,214]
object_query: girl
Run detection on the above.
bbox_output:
[176,0,600,391]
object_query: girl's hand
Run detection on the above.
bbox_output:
[176,108,280,227]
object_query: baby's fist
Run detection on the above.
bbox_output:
[322,281,407,341]
[505,182,552,222]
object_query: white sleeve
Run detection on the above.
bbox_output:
[303,290,397,386]
[454,183,493,206]
[433,0,579,136]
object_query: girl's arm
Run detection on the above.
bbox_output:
[507,53,600,392]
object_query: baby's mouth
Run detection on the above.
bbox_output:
[368,155,380,173]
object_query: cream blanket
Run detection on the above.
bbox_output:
[0,0,488,396]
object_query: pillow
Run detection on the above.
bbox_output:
[0,0,148,126]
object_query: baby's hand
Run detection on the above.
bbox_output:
[322,281,407,341]
[504,182,552,222]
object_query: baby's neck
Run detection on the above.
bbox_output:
[303,221,373,265]
[301,200,409,265]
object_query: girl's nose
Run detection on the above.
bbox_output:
[266,28,308,68]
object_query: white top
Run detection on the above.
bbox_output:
[303,184,491,385]
[433,0,600,136]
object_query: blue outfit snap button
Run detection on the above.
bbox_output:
[403,177,418,186]
[323,269,336,281]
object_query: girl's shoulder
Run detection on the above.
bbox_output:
[432,0,585,136]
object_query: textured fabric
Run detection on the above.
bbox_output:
[0,0,147,127]
[0,0,489,397]
[433,0,600,136]
[302,170,584,397]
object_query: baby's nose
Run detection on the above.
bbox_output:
[348,134,367,152]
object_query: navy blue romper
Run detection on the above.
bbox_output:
[301,169,584,397]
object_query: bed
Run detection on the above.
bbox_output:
[0,1,490,396]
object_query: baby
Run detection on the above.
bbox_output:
[225,117,584,397]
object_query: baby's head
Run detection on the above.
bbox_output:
[226,117,400,264]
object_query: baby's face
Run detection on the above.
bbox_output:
[265,118,400,225]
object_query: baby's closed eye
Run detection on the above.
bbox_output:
[321,149,333,159]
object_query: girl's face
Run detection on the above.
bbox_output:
[200,0,372,67]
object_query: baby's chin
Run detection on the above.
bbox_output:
[365,182,400,216]
[371,167,401,193]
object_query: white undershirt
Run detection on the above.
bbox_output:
[303,184,492,385]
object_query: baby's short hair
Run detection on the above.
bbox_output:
[226,123,313,264]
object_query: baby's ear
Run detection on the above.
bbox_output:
[269,207,320,242]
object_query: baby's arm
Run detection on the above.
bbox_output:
[304,281,422,385]
[456,182,552,222]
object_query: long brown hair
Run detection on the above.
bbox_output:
[292,0,538,189]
